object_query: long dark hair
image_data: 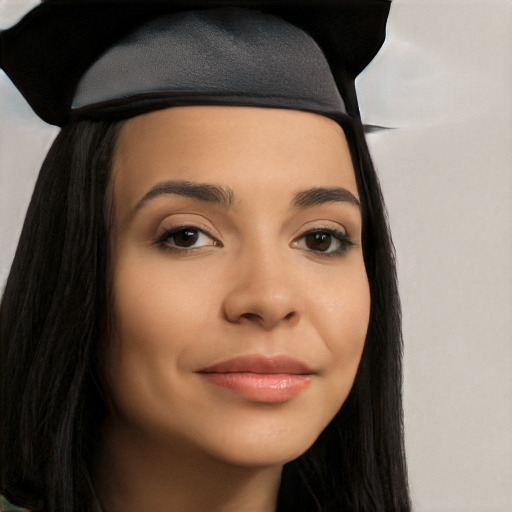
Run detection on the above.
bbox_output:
[0,120,120,512]
[0,116,410,511]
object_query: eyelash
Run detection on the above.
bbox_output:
[153,225,222,253]
[153,225,354,256]
[292,227,354,257]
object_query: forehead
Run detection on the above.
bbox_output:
[112,106,358,209]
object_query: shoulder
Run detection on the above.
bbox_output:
[0,494,31,512]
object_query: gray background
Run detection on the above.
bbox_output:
[1,0,511,510]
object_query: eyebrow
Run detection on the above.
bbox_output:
[133,180,360,216]
[292,187,360,210]
[134,180,235,212]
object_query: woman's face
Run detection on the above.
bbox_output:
[107,106,370,468]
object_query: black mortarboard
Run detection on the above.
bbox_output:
[0,0,390,127]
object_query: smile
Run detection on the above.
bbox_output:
[197,355,313,403]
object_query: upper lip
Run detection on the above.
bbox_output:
[198,354,314,375]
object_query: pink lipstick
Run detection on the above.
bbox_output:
[198,355,312,403]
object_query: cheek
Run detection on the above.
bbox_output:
[310,261,370,403]
[111,253,215,348]
[314,258,370,346]
[105,255,215,421]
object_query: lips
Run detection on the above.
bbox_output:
[197,355,313,403]
[199,354,313,375]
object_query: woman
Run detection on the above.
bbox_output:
[0,1,409,511]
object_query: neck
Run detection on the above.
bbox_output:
[93,417,282,512]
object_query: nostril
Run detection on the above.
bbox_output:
[240,311,295,320]
[240,311,295,323]
[241,313,260,321]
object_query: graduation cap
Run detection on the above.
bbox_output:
[0,0,390,127]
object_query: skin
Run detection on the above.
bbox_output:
[96,106,370,512]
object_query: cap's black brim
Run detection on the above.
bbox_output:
[0,0,390,126]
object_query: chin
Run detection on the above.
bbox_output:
[193,409,334,469]
[208,439,313,469]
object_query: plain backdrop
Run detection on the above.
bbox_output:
[1,0,511,510]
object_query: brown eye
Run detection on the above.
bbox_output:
[155,226,221,251]
[293,228,353,256]
[305,231,332,252]
[173,228,199,247]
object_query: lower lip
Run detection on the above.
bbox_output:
[200,373,311,403]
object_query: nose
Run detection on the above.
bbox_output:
[222,248,303,330]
